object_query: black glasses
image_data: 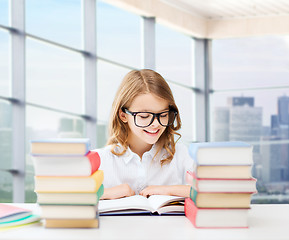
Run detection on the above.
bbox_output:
[122,108,178,128]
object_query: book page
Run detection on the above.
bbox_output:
[99,195,154,213]
[147,195,185,212]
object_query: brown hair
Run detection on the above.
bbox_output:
[107,69,181,165]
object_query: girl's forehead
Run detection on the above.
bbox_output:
[129,93,169,112]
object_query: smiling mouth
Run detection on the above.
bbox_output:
[144,129,160,135]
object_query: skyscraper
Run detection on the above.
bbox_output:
[228,96,254,107]
[213,96,262,146]
[278,96,289,125]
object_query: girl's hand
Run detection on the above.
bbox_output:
[139,185,170,197]
[140,185,191,198]
[101,184,135,200]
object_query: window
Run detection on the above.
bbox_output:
[97,1,141,69]
[26,38,84,114]
[211,36,289,203]
[156,24,193,87]
[0,100,12,203]
[25,105,86,202]
[0,171,13,203]
[26,0,82,49]
[156,24,195,142]
[169,83,194,142]
[0,29,10,97]
[0,100,12,170]
[0,0,9,26]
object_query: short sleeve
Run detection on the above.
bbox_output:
[175,142,195,184]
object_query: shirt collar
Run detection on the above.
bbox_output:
[117,144,161,165]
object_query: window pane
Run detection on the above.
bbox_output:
[210,89,289,203]
[0,0,9,26]
[26,106,86,140]
[156,24,193,87]
[0,171,13,203]
[97,60,130,123]
[26,39,83,114]
[0,100,12,170]
[212,36,289,90]
[26,0,82,49]
[25,106,86,202]
[169,83,194,142]
[0,29,10,97]
[97,1,141,68]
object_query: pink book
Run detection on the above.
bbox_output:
[185,198,249,228]
[0,204,32,223]
[186,171,257,193]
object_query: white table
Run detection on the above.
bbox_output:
[1,204,289,240]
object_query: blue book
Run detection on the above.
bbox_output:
[31,138,90,156]
[188,141,253,166]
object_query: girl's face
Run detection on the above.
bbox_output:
[120,93,169,150]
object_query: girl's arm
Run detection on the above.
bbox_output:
[139,185,191,198]
[100,184,135,200]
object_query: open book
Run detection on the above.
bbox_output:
[98,195,185,215]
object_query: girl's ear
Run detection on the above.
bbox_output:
[119,109,128,123]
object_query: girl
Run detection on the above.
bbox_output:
[98,69,194,199]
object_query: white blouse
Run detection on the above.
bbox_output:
[94,142,194,195]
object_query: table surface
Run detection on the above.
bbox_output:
[1,204,289,240]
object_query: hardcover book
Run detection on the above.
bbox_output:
[40,205,98,219]
[189,141,253,165]
[44,218,99,228]
[195,165,252,179]
[186,171,257,193]
[190,188,253,208]
[31,138,90,156]
[37,185,104,205]
[185,198,249,228]
[34,170,104,193]
[33,151,101,176]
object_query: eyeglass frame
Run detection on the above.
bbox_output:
[122,107,178,128]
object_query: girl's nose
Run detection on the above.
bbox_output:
[150,117,160,127]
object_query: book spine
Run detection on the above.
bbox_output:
[186,171,199,191]
[87,151,101,175]
[185,198,198,227]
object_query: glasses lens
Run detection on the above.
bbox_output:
[159,110,176,126]
[135,112,154,127]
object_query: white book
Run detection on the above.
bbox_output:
[40,205,98,219]
[189,141,253,165]
[99,195,185,215]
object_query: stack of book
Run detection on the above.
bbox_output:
[185,141,257,228]
[0,204,40,230]
[32,138,104,228]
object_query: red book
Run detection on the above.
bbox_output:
[185,198,249,228]
[186,171,257,193]
[33,151,101,176]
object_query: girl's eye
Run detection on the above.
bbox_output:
[160,113,168,118]
[138,113,150,119]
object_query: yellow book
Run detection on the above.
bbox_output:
[34,170,103,193]
[45,218,99,228]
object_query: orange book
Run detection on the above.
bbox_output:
[34,170,104,193]
[33,151,101,176]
